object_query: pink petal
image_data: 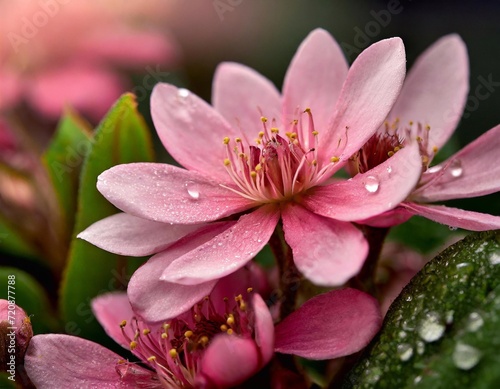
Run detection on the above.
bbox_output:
[319,38,406,166]
[199,335,260,388]
[412,124,500,202]
[274,288,382,359]
[304,143,421,221]
[283,28,348,142]
[25,334,151,388]
[357,206,413,228]
[91,292,133,349]
[390,34,469,152]
[251,293,275,364]
[162,205,280,285]
[97,163,254,224]
[78,213,204,256]
[151,83,236,181]
[27,64,124,121]
[402,202,500,231]
[281,204,368,286]
[128,223,232,322]
[213,62,282,133]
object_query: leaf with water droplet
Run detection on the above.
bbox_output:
[343,231,500,389]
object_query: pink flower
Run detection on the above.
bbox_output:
[24,280,382,388]
[80,29,422,291]
[351,35,500,230]
[25,269,274,389]
[0,1,178,121]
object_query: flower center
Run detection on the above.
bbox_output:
[222,109,340,203]
[350,119,438,174]
[116,290,254,388]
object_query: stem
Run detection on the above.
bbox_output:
[268,224,301,321]
[351,226,389,296]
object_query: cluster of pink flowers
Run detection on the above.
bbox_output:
[7,28,500,387]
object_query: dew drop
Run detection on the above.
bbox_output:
[489,251,500,265]
[177,88,190,99]
[363,176,380,193]
[448,226,458,231]
[452,343,481,370]
[405,295,412,302]
[427,164,442,174]
[386,166,393,174]
[185,182,200,200]
[466,312,484,332]
[397,343,413,361]
[449,160,463,178]
[418,311,445,342]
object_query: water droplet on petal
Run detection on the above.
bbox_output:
[449,159,463,178]
[453,343,482,370]
[386,166,393,174]
[177,88,190,99]
[397,343,413,361]
[185,182,200,200]
[418,311,445,342]
[363,176,380,193]
[449,226,458,231]
[466,312,484,332]
[427,164,442,174]
[489,251,500,265]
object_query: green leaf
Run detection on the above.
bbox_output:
[42,110,92,235]
[0,267,58,334]
[60,94,153,343]
[344,231,500,389]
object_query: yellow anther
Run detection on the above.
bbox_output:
[223,137,230,145]
[118,359,126,364]
[199,336,209,346]
[289,133,297,139]
[271,127,279,133]
[250,171,257,178]
[312,130,319,136]
[394,146,401,152]
[142,329,151,335]
[227,329,234,335]
[223,297,229,302]
[422,155,429,165]
[220,324,228,332]
[235,294,242,301]
[416,136,422,142]
[163,323,170,331]
[224,158,231,166]
[292,119,298,125]
[235,137,241,142]
[258,131,265,138]
[147,356,156,362]
[226,315,235,326]
[312,160,318,166]
[304,107,311,113]
[261,116,268,123]
[239,152,246,158]
[247,287,253,293]
[388,151,395,157]
[169,349,178,358]
[432,146,439,153]
[185,330,194,338]
[409,121,414,125]
[425,125,431,131]
[255,164,262,171]
[330,156,340,163]
[119,320,127,328]
[161,333,168,339]
[239,301,247,311]
[130,341,137,350]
